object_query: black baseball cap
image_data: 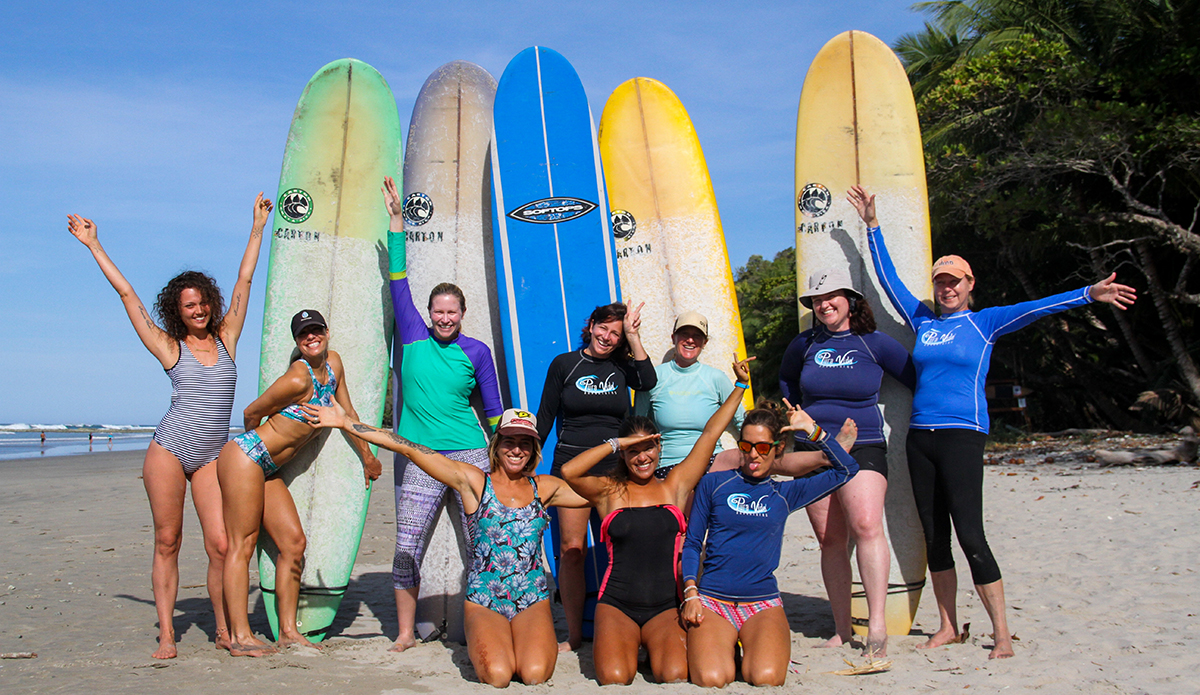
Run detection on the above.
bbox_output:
[291,309,327,337]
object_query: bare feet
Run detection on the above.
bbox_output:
[278,634,322,650]
[388,637,417,653]
[989,636,1014,659]
[557,640,579,653]
[229,633,277,657]
[864,631,888,658]
[152,632,177,660]
[836,418,858,453]
[229,642,278,657]
[215,627,232,651]
[918,622,969,650]
[818,634,848,648]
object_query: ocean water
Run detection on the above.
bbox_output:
[0,424,165,461]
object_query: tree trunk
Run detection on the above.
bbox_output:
[1088,246,1155,379]
[1136,240,1200,403]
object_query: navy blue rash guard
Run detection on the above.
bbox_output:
[681,431,858,602]
[868,226,1095,433]
[778,328,915,445]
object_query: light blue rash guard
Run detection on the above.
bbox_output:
[681,430,857,602]
[634,360,745,469]
[868,226,1094,433]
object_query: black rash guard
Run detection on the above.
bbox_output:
[536,349,656,472]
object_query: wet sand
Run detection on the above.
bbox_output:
[1,447,1197,693]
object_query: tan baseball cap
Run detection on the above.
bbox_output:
[673,311,709,338]
[931,255,973,280]
[497,409,539,440]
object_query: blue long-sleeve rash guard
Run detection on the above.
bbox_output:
[778,328,915,445]
[681,431,858,602]
[867,226,1094,433]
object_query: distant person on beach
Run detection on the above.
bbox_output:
[632,311,744,479]
[537,301,656,650]
[40,431,45,446]
[561,357,752,685]
[216,310,381,657]
[850,184,1137,659]
[310,404,589,687]
[778,267,915,657]
[682,400,858,687]
[382,176,504,652]
[68,196,271,659]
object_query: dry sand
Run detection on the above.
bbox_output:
[1,441,1197,693]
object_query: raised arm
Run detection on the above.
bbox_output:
[847,186,930,330]
[561,432,661,504]
[328,352,382,487]
[981,279,1133,341]
[534,474,592,509]
[220,193,272,356]
[307,400,485,512]
[67,215,177,369]
[779,400,859,509]
[623,300,649,362]
[383,176,433,347]
[665,357,754,505]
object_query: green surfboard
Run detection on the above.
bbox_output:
[256,58,401,642]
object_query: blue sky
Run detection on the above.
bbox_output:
[0,1,929,425]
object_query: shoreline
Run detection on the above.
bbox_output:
[1,449,1196,693]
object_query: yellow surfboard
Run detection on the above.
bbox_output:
[599,77,752,410]
[795,31,932,637]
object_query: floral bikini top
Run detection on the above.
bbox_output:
[280,360,337,422]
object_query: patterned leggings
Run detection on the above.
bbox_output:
[392,447,490,590]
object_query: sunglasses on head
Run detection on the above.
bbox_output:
[737,439,780,456]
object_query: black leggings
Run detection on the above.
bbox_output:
[906,428,1001,585]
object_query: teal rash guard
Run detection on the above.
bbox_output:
[389,228,503,451]
[634,360,745,469]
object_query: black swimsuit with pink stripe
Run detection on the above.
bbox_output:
[598,504,686,627]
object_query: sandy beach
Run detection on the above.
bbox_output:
[1,443,1197,694]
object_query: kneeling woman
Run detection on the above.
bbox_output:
[217,310,381,656]
[310,405,589,688]
[682,401,859,687]
[563,357,753,685]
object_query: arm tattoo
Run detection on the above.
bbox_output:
[231,294,242,317]
[137,305,154,330]
[352,423,436,455]
[251,229,263,239]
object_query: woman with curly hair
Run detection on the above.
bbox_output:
[67,194,272,659]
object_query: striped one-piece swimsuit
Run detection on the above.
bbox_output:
[153,338,237,474]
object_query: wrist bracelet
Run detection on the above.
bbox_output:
[734,381,749,390]
[683,585,699,594]
[682,595,700,603]
[807,424,824,442]
[607,438,620,454]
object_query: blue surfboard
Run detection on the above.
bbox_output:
[490,46,619,637]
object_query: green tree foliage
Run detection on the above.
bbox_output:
[734,248,799,403]
[895,0,1200,429]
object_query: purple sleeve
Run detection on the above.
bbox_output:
[461,337,504,429]
[389,276,431,347]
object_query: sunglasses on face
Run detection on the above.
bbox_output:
[737,439,780,456]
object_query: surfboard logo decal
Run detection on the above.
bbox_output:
[507,197,597,224]
[279,188,313,224]
[798,182,832,218]
[611,210,636,240]
[403,192,434,226]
